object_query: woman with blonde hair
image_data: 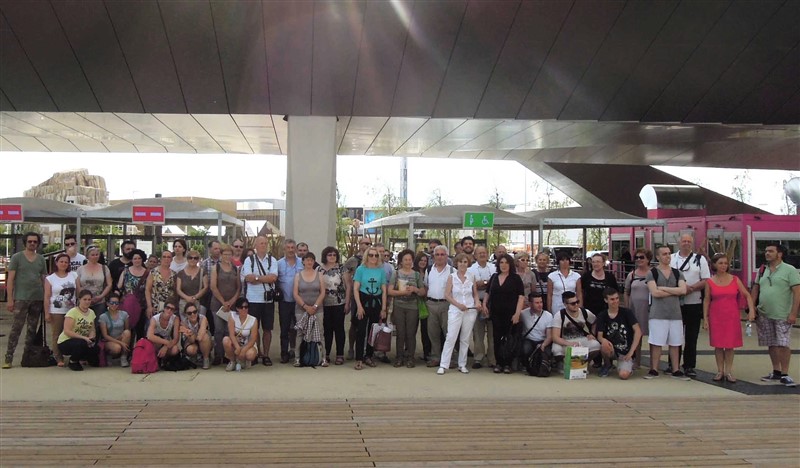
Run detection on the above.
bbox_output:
[352,246,388,370]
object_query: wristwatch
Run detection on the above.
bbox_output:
[255,275,260,282]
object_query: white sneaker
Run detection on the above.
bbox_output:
[120,355,129,368]
[458,366,470,374]
[225,361,235,372]
[437,367,445,375]
[202,358,210,370]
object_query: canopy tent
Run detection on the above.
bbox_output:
[0,197,86,224]
[86,198,242,227]
[518,206,664,229]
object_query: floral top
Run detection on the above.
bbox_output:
[150,268,176,308]
[320,265,346,306]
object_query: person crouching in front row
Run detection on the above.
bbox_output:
[57,289,100,371]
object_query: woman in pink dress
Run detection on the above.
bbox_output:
[702,253,755,383]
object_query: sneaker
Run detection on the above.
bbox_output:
[458,366,470,374]
[780,376,797,387]
[68,361,84,371]
[3,358,12,369]
[202,358,210,370]
[120,355,130,368]
[664,366,673,374]
[671,370,691,381]
[280,353,290,364]
[644,369,659,379]
[293,358,301,367]
[684,367,697,378]
[225,361,235,372]
[761,372,782,382]
[599,365,611,378]
[436,367,445,375]
[472,362,483,369]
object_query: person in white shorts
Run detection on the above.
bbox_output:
[645,246,688,380]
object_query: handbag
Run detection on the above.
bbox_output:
[417,297,429,320]
[215,306,230,322]
[299,340,323,367]
[368,322,393,353]
[21,309,54,367]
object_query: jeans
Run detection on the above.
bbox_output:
[278,300,297,356]
[58,338,99,365]
[323,304,346,358]
[440,308,478,369]
[419,318,431,358]
[680,303,703,369]
[392,300,419,361]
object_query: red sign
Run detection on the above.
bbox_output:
[0,204,24,222]
[132,205,165,224]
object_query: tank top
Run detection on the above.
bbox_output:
[76,264,108,298]
[152,313,176,340]
[211,264,239,310]
[295,271,322,314]
[231,313,256,345]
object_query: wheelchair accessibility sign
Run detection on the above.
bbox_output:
[462,212,494,229]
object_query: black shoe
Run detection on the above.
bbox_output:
[684,367,697,378]
[472,362,483,369]
[280,353,290,364]
[68,361,84,371]
[378,354,391,364]
[261,356,272,367]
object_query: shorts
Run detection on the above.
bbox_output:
[249,302,275,331]
[552,336,601,357]
[648,319,683,347]
[756,314,792,348]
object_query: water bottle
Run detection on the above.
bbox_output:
[745,322,752,337]
[235,361,242,372]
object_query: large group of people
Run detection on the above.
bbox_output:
[3,232,798,387]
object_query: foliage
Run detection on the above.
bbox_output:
[422,189,451,247]
[535,183,572,245]
[582,228,608,250]
[335,186,357,257]
[43,242,62,254]
[373,187,409,245]
[485,188,509,250]
[731,170,752,203]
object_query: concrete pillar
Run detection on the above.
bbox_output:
[286,116,337,253]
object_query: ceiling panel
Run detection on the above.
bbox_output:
[601,1,730,122]
[4,134,48,152]
[476,149,510,160]
[105,0,186,112]
[50,0,143,112]
[475,0,571,119]
[391,0,467,116]
[193,114,252,153]
[1,113,60,138]
[518,0,626,119]
[768,90,800,125]
[271,115,288,154]
[685,1,800,123]
[0,1,99,111]
[263,1,313,115]
[644,0,783,122]
[582,145,636,165]
[338,116,388,154]
[0,90,13,111]
[232,114,273,128]
[366,117,427,155]
[8,112,96,141]
[425,119,502,153]
[45,112,150,147]
[395,118,465,154]
[728,45,800,124]
[211,1,270,114]
[351,1,410,116]
[559,0,679,120]
[239,127,281,155]
[311,0,364,116]
[159,1,228,114]
[433,0,519,118]
[0,14,55,111]
[460,120,537,151]
[154,114,224,153]
[80,112,162,146]
[103,140,138,153]
[518,122,597,149]
[38,136,77,152]
[0,136,19,151]
[114,113,188,148]
[70,138,108,152]
[336,116,351,152]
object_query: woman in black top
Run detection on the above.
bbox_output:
[483,253,525,374]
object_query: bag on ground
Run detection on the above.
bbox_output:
[368,322,393,353]
[299,340,323,367]
[526,346,551,377]
[130,338,159,374]
[564,346,589,380]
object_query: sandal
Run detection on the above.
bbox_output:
[712,373,724,382]
[56,360,65,368]
[394,360,403,368]
[321,359,329,368]
[725,373,737,383]
[365,358,376,367]
[354,361,363,370]
[335,356,344,365]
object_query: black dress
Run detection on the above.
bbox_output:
[488,273,525,367]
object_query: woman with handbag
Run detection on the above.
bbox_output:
[483,253,525,374]
[388,249,425,368]
[57,289,100,371]
[210,244,240,365]
[320,246,350,366]
[293,252,326,367]
[223,297,258,371]
[117,249,149,344]
[44,253,78,367]
[439,253,480,375]
[75,246,112,316]
[176,249,209,322]
[353,247,387,370]
[146,250,177,320]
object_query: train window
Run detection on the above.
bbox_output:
[755,240,800,269]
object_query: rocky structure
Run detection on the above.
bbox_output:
[23,169,109,206]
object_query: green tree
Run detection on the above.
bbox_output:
[485,188,509,249]
[731,170,752,203]
[335,186,357,257]
[374,187,409,247]
[423,189,451,247]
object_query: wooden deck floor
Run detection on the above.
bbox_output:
[1,396,798,466]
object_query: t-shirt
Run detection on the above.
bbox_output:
[467,262,494,300]
[390,269,423,303]
[277,256,303,302]
[670,252,710,305]
[8,251,47,301]
[68,253,86,273]
[57,307,96,344]
[550,308,596,341]
[240,254,279,304]
[353,265,386,295]
[548,270,581,315]
[581,271,619,314]
[757,262,800,320]
[99,310,129,339]
[108,257,130,291]
[595,307,638,355]
[646,267,685,320]
[320,265,347,306]
[46,272,78,314]
[520,309,553,342]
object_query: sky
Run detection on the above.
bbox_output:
[1,151,795,214]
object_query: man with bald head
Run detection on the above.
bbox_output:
[241,236,278,366]
[670,233,710,378]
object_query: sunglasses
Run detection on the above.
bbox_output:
[566,301,579,306]
[164,305,177,311]
[519,258,529,262]
[188,256,200,260]
[360,242,372,246]
[107,301,120,305]
[65,242,76,247]
[367,253,379,258]
[635,255,646,260]
[185,310,198,315]
[233,245,243,248]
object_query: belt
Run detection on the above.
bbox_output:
[427,298,447,302]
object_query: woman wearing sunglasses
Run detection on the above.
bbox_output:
[515,253,534,299]
[223,297,258,371]
[176,249,209,322]
[146,301,181,362]
[98,292,131,367]
[624,248,652,369]
[180,302,212,370]
[352,246,387,370]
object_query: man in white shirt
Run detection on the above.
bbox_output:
[670,234,710,378]
[468,245,495,369]
[425,245,453,368]
[240,236,278,366]
[64,234,86,272]
[519,293,553,359]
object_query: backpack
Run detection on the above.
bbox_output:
[130,338,159,374]
[650,267,681,287]
[299,341,323,367]
[526,346,551,377]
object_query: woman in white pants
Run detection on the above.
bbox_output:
[438,253,481,375]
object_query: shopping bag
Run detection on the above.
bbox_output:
[368,322,393,352]
[563,346,589,380]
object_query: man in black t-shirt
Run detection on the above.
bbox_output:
[108,240,136,292]
[596,288,641,380]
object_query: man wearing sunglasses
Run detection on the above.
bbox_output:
[752,243,800,387]
[63,234,86,273]
[670,234,710,378]
[4,232,48,369]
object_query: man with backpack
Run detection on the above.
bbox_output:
[671,234,710,378]
[645,246,689,380]
[550,291,600,365]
